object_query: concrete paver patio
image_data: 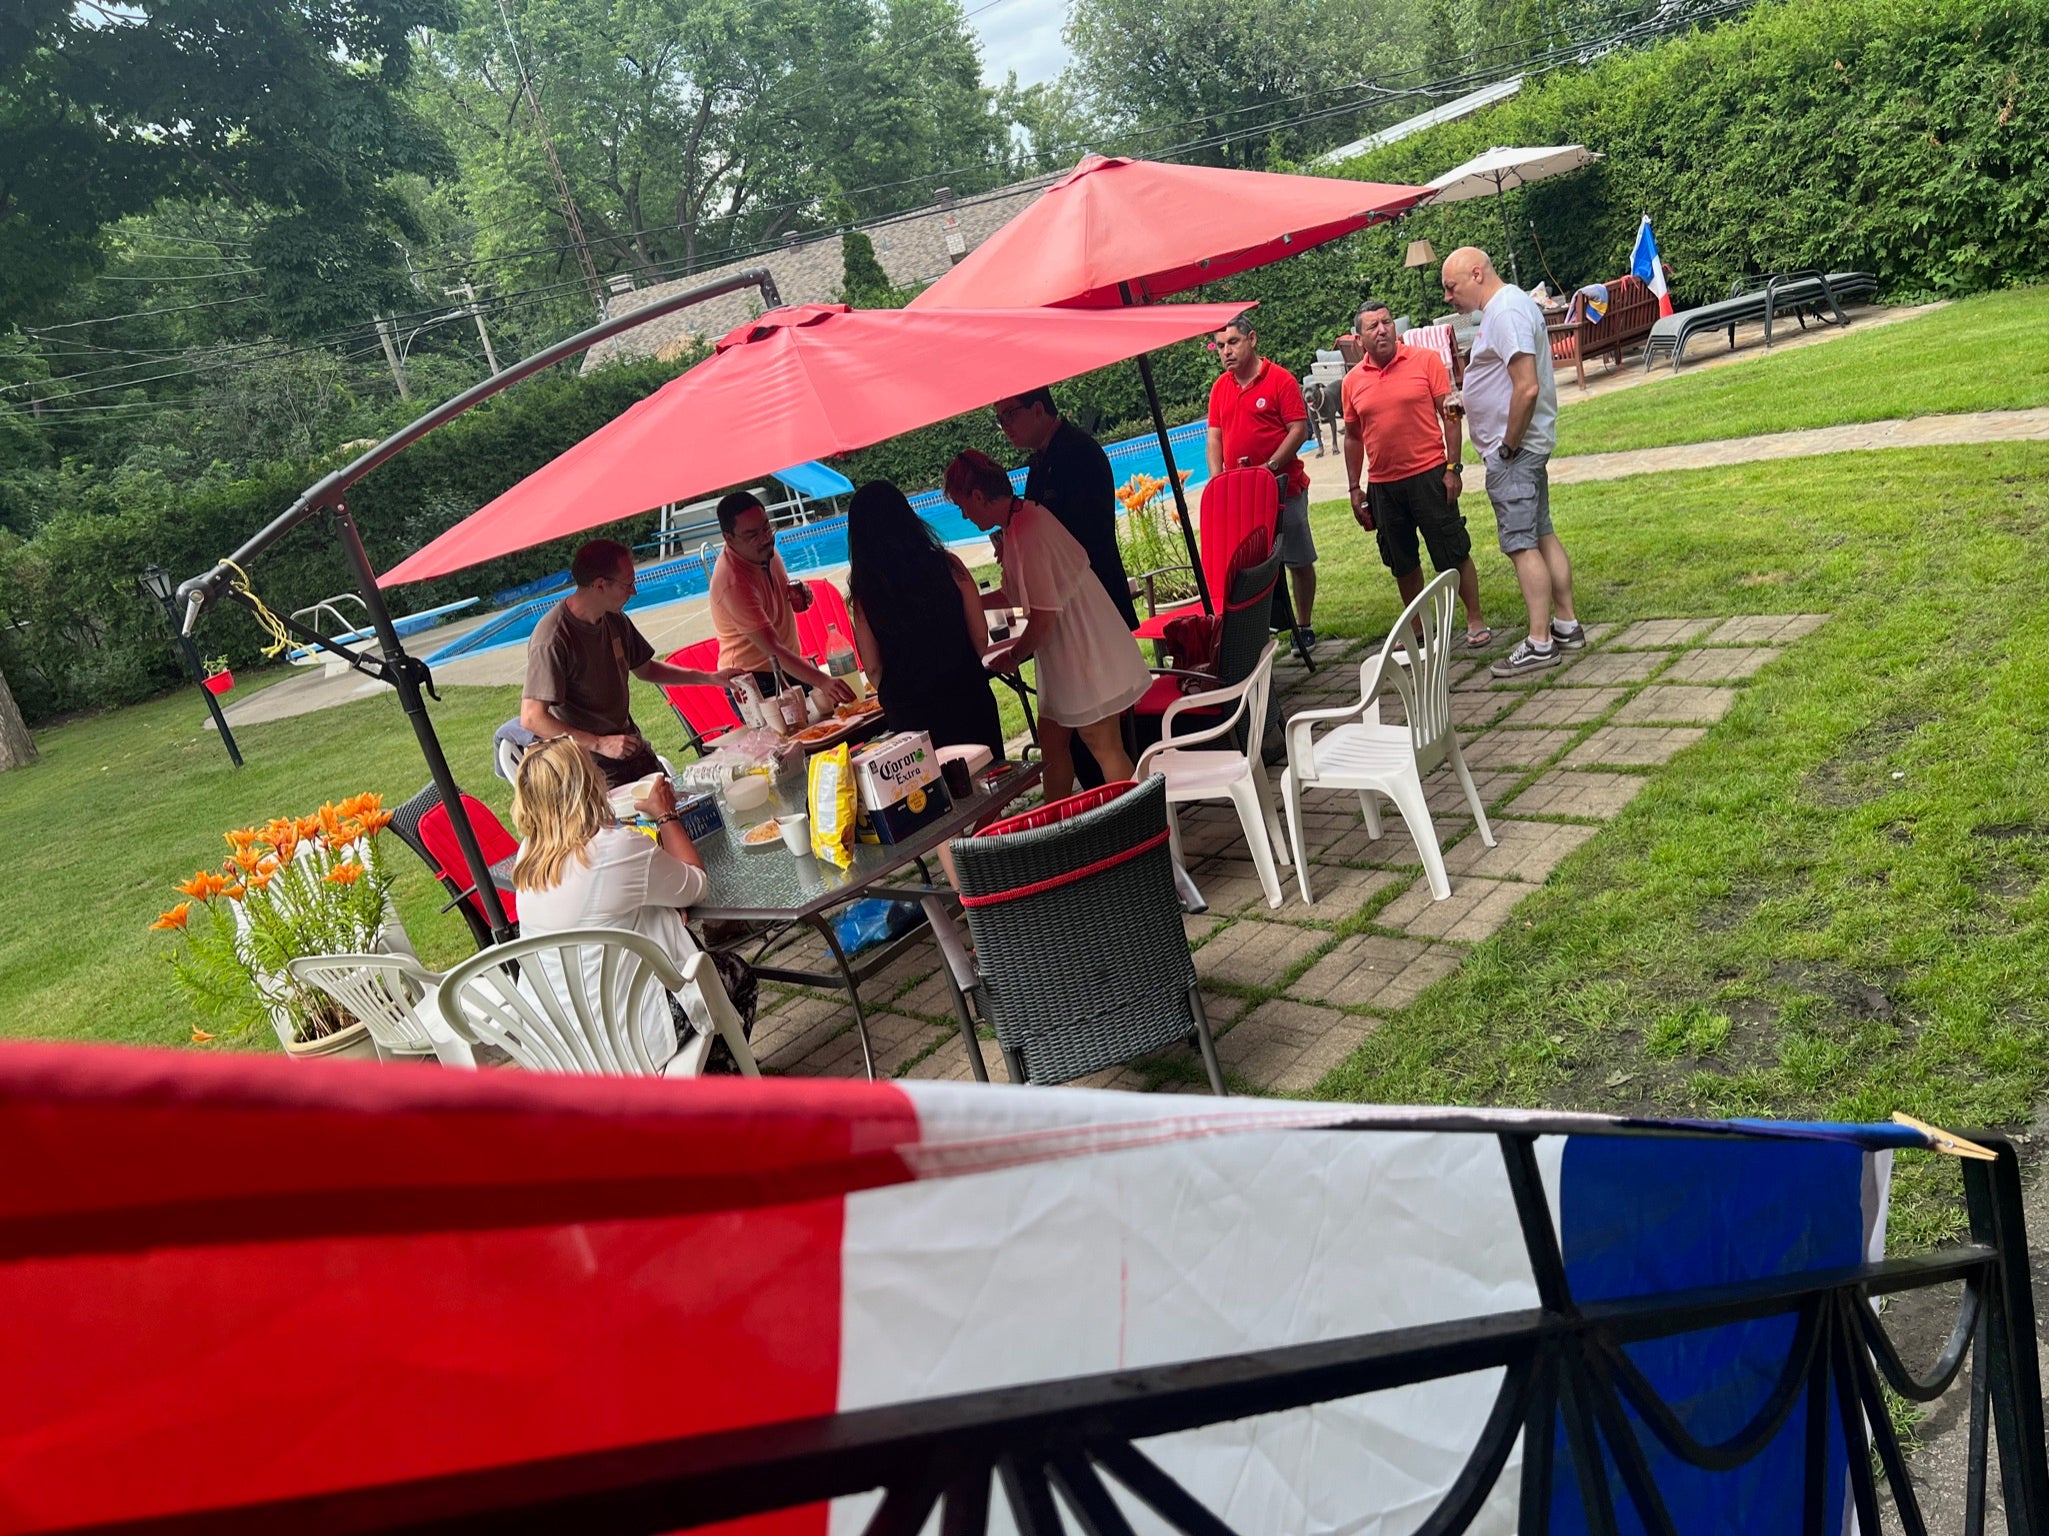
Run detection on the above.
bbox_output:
[750,613,1830,1096]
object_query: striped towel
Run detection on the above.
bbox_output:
[1401,324,1459,377]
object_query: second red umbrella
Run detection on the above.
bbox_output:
[911,156,1432,614]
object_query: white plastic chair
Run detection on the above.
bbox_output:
[287,953,476,1068]
[1136,638,1292,909]
[1279,570,1496,903]
[437,927,759,1079]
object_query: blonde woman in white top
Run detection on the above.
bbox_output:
[511,737,756,1065]
[946,450,1152,802]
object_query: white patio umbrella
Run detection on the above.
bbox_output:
[1424,145,1602,285]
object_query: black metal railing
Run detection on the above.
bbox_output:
[79,1131,2047,1536]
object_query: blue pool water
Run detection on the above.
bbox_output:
[425,419,1210,664]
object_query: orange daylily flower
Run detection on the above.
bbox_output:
[358,808,394,835]
[296,814,323,841]
[150,903,192,930]
[231,849,263,873]
[325,862,365,886]
[190,1028,215,1044]
[176,870,232,901]
[225,827,260,851]
[221,883,246,901]
[247,870,273,891]
[317,803,348,846]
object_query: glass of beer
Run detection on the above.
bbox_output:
[1442,386,1465,421]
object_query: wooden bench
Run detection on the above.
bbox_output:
[1546,273,1662,389]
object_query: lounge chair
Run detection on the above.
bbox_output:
[1132,466,1313,670]
[1643,270,1878,371]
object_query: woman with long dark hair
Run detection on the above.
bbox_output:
[845,479,1004,759]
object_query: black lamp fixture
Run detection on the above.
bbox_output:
[138,564,243,768]
[138,563,175,613]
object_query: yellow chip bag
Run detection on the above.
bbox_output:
[808,744,857,868]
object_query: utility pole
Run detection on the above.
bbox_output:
[373,314,412,399]
[445,281,502,374]
[494,0,608,321]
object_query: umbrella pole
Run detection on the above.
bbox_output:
[1497,181,1522,288]
[332,504,515,944]
[1134,352,1213,616]
[1119,281,1212,616]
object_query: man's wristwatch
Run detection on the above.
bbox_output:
[1447,465,1463,477]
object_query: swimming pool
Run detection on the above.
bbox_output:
[424,419,1211,664]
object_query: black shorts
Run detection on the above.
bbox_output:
[1368,466,1472,578]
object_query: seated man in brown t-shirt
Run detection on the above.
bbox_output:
[521,539,740,789]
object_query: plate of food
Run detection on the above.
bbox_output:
[740,819,784,851]
[833,700,883,723]
[792,720,845,745]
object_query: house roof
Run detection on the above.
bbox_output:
[579,179,1053,373]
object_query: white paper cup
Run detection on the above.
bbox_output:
[779,812,812,855]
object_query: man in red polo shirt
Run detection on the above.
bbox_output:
[1341,299,1491,648]
[1206,311,1317,646]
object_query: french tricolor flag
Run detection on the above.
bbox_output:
[0,1044,1921,1533]
[1632,214,1675,317]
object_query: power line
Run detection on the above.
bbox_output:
[22,292,268,331]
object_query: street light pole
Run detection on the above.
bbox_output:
[139,565,244,768]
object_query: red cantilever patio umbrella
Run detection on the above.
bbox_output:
[381,299,1248,586]
[908,155,1433,611]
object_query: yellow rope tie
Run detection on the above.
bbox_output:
[219,558,297,660]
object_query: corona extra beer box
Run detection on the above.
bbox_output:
[850,730,952,843]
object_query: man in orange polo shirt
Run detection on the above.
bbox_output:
[1341,299,1491,648]
[1206,311,1317,647]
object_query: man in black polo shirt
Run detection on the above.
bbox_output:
[994,386,1140,631]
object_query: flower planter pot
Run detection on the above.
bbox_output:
[282,1017,379,1062]
[202,670,234,695]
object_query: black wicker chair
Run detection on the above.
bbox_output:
[937,776,1225,1093]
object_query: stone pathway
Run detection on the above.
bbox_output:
[746,612,1831,1096]
[1546,407,2049,486]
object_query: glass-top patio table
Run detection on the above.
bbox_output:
[493,763,1040,1081]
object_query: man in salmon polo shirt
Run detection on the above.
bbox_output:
[709,491,855,705]
[1340,299,1491,649]
[1205,311,1317,648]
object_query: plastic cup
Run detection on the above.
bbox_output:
[779,812,812,855]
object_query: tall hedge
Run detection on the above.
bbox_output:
[1325,0,2049,313]
[0,358,688,722]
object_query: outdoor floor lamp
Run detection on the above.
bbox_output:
[139,563,243,769]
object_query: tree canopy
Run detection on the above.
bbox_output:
[1,0,454,333]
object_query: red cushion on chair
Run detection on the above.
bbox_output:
[659,637,742,744]
[976,780,1139,838]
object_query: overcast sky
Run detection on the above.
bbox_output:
[970,0,1070,88]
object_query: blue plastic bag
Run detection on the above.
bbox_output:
[831,897,923,956]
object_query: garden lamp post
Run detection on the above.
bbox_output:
[1405,239,1439,322]
[139,564,243,768]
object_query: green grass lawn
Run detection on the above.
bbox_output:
[1548,284,2049,457]
[0,678,528,1048]
[1306,443,2049,1244]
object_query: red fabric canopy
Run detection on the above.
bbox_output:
[380,299,1246,586]
[907,155,1433,311]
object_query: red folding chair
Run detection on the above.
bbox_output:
[418,795,519,933]
[660,637,743,755]
[1133,467,1278,642]
[794,579,863,671]
[1132,466,1313,670]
